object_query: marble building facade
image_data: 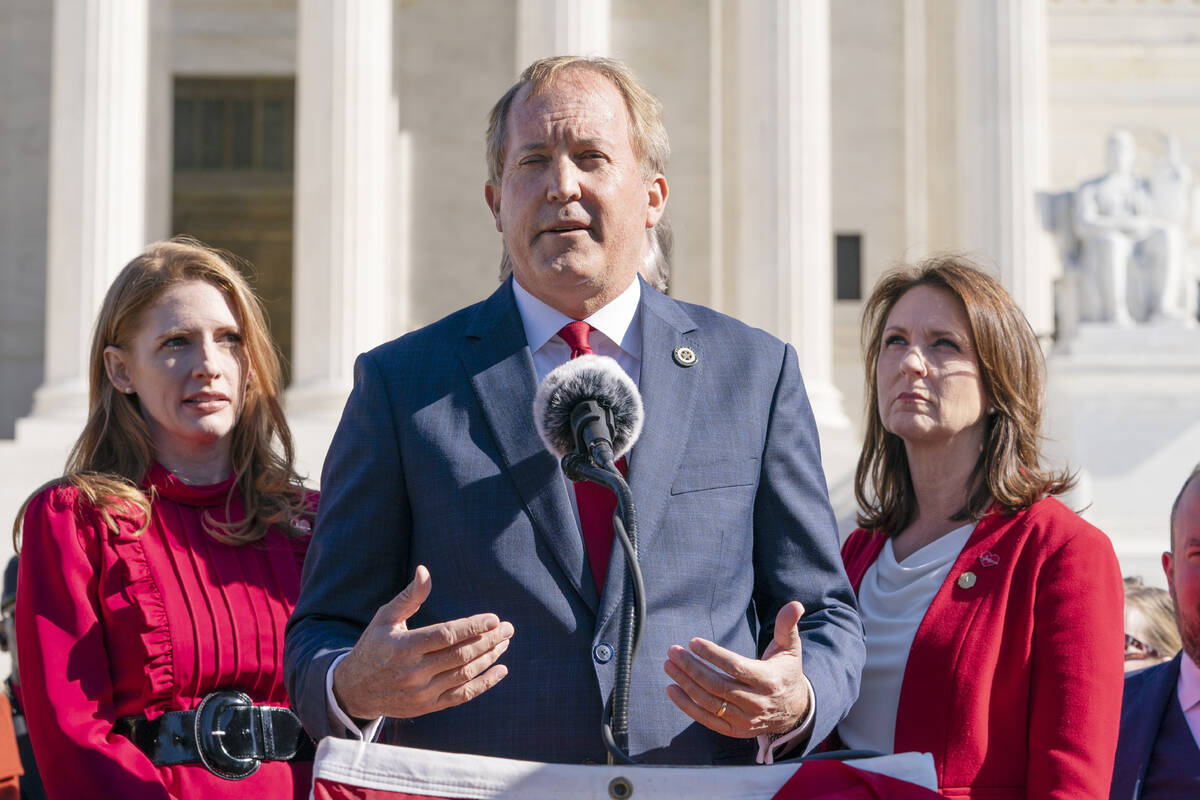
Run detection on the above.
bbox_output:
[2,0,1199,609]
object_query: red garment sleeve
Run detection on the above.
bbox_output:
[1025,525,1124,799]
[15,489,171,800]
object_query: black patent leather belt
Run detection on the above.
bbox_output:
[114,690,315,780]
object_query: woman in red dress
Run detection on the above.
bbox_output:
[837,255,1124,798]
[14,239,315,799]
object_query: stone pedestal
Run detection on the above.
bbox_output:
[1044,323,1200,586]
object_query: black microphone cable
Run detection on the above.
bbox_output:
[563,453,645,764]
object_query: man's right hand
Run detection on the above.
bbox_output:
[332,565,514,720]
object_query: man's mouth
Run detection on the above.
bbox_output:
[540,221,591,236]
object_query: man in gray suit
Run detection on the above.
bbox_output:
[284,56,863,765]
[1111,465,1200,798]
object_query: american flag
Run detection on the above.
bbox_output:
[310,739,945,799]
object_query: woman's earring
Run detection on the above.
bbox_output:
[987,405,997,415]
[125,387,135,395]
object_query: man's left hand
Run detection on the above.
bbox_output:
[663,601,809,738]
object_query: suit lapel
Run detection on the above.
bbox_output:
[1123,654,1182,797]
[598,283,700,627]
[461,280,598,611]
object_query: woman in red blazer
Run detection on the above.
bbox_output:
[837,256,1124,798]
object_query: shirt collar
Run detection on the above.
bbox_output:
[511,275,642,358]
[1179,650,1200,712]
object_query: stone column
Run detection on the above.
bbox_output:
[31,0,150,420]
[516,0,610,69]
[956,0,1055,338]
[288,0,394,417]
[145,0,172,243]
[903,0,929,253]
[732,0,849,429]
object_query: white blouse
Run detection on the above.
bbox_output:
[837,522,976,755]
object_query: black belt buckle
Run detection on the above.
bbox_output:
[194,690,260,780]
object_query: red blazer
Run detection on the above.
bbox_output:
[841,497,1124,799]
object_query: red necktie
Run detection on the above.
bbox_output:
[557,322,626,591]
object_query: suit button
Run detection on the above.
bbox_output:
[593,642,615,664]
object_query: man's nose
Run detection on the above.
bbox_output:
[547,157,581,203]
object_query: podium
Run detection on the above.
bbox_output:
[309,738,943,799]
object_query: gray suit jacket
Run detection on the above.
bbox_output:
[283,277,864,764]
[1110,653,1183,799]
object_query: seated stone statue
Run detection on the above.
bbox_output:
[1146,136,1196,322]
[1071,130,1179,326]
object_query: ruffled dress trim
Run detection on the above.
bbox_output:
[111,463,237,721]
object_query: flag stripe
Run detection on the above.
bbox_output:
[310,738,940,800]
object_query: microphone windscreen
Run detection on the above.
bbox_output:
[534,354,644,460]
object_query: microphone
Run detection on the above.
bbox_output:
[534,354,647,765]
[533,354,644,470]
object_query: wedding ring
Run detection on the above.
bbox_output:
[716,701,728,719]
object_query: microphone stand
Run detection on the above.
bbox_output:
[563,452,646,766]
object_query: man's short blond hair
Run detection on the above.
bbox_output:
[485,56,670,186]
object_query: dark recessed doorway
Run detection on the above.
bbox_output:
[171,77,295,380]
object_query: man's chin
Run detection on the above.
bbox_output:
[1181,625,1200,666]
[515,258,602,287]
[1174,603,1200,665]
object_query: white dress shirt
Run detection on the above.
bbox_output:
[511,275,642,384]
[837,523,976,755]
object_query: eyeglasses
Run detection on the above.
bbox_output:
[1125,633,1161,660]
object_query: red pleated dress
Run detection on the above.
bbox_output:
[15,463,314,799]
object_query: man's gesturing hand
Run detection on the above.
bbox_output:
[663,601,809,738]
[332,565,514,721]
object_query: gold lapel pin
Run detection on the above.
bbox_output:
[672,346,697,367]
[957,571,977,590]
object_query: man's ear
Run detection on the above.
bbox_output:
[103,346,133,394]
[645,174,668,228]
[1163,550,1176,600]
[484,183,502,232]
